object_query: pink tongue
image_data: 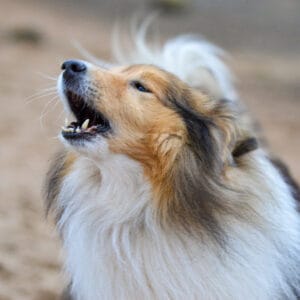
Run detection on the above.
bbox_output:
[86,126,97,133]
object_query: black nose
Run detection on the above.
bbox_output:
[61,60,87,73]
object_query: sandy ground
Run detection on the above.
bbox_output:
[0,0,299,299]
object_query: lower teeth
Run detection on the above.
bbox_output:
[61,119,108,136]
[62,118,90,134]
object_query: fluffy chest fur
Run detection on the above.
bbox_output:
[55,153,300,300]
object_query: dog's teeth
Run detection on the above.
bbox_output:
[76,127,81,133]
[64,118,69,127]
[61,126,67,131]
[82,119,89,130]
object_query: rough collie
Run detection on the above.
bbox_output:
[45,32,300,299]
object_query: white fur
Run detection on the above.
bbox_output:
[57,150,300,300]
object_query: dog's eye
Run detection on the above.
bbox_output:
[131,81,151,93]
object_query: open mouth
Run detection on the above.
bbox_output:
[61,91,110,141]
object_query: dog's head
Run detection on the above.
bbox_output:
[59,61,187,159]
[57,59,257,232]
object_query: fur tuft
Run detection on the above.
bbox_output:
[112,19,237,101]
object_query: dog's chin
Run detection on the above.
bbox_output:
[59,133,111,160]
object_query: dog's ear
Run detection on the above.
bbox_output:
[232,137,258,158]
[206,98,259,161]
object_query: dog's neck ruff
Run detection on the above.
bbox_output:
[57,152,300,300]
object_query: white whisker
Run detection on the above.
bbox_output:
[56,109,66,122]
[25,92,57,105]
[39,95,59,129]
[50,135,60,140]
[25,88,57,104]
[35,71,58,81]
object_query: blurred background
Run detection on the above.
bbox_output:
[0,0,299,299]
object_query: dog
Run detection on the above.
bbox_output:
[45,32,300,299]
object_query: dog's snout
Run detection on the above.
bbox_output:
[61,60,87,76]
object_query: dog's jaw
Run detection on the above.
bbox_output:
[57,68,113,159]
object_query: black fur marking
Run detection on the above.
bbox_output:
[233,137,258,158]
[270,157,300,204]
[165,87,229,243]
[44,150,68,219]
[175,101,218,170]
[166,87,220,173]
[61,284,73,300]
